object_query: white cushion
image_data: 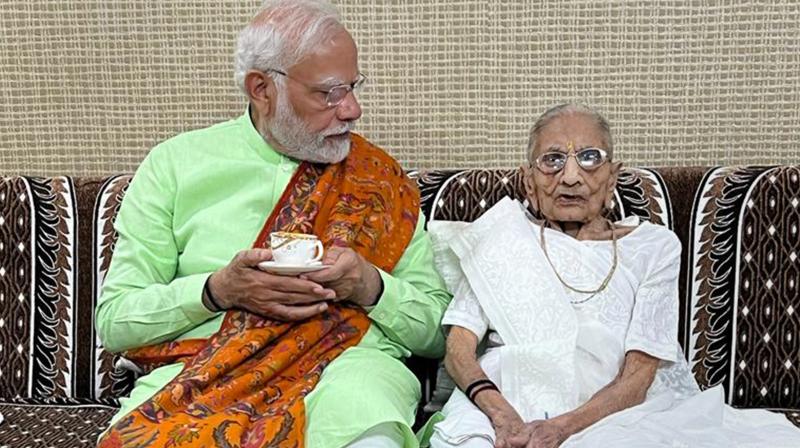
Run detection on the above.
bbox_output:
[425,220,471,411]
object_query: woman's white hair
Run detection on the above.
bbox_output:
[234,0,343,92]
[527,103,614,164]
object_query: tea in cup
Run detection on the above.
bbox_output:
[270,232,324,265]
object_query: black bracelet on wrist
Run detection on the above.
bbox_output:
[464,379,499,403]
[203,276,225,312]
[370,273,384,306]
[469,383,500,402]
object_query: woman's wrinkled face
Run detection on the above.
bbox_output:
[523,112,620,224]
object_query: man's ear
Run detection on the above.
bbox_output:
[522,164,539,211]
[244,70,277,118]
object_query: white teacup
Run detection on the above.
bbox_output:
[270,232,324,265]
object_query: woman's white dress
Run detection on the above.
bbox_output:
[427,197,800,448]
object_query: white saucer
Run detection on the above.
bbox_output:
[257,260,330,276]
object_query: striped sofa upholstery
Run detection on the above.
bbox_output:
[0,166,797,446]
[686,166,800,421]
[0,176,130,447]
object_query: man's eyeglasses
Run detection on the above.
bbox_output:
[269,69,367,108]
[534,147,609,174]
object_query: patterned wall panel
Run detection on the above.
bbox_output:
[3,1,800,175]
[688,165,800,413]
[91,175,136,401]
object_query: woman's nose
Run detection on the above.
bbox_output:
[560,155,582,185]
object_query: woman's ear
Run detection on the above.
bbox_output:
[606,161,623,206]
[522,164,539,212]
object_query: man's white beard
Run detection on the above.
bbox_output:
[265,92,354,164]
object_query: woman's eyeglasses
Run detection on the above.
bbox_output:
[534,147,609,174]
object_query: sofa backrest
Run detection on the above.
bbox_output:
[0,176,134,404]
[1,166,797,419]
[685,166,800,412]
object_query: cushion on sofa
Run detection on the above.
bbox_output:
[0,398,116,448]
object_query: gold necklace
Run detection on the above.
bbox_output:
[539,219,618,304]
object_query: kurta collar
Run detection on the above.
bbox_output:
[237,106,286,165]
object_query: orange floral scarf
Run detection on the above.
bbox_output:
[98,134,420,448]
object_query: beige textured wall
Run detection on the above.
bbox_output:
[1,1,799,175]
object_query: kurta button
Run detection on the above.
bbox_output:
[282,165,291,172]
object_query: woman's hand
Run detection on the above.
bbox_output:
[445,326,531,447]
[492,410,530,448]
[518,350,659,446]
[511,419,569,448]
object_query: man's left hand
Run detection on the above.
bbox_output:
[302,247,382,307]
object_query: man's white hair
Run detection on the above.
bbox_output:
[234,0,343,92]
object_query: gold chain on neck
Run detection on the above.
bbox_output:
[539,219,618,304]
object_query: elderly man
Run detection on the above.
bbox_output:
[424,104,800,447]
[95,1,450,447]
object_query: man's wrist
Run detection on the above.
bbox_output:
[203,273,227,312]
[355,264,383,307]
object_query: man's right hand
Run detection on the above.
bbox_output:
[206,248,336,321]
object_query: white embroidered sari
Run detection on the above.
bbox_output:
[428,197,800,448]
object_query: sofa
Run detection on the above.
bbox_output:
[1,165,798,447]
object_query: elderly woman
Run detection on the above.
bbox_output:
[425,104,800,448]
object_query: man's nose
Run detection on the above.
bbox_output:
[336,91,362,122]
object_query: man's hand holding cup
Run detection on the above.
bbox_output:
[205,233,335,320]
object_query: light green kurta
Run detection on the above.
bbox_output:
[95,112,451,448]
